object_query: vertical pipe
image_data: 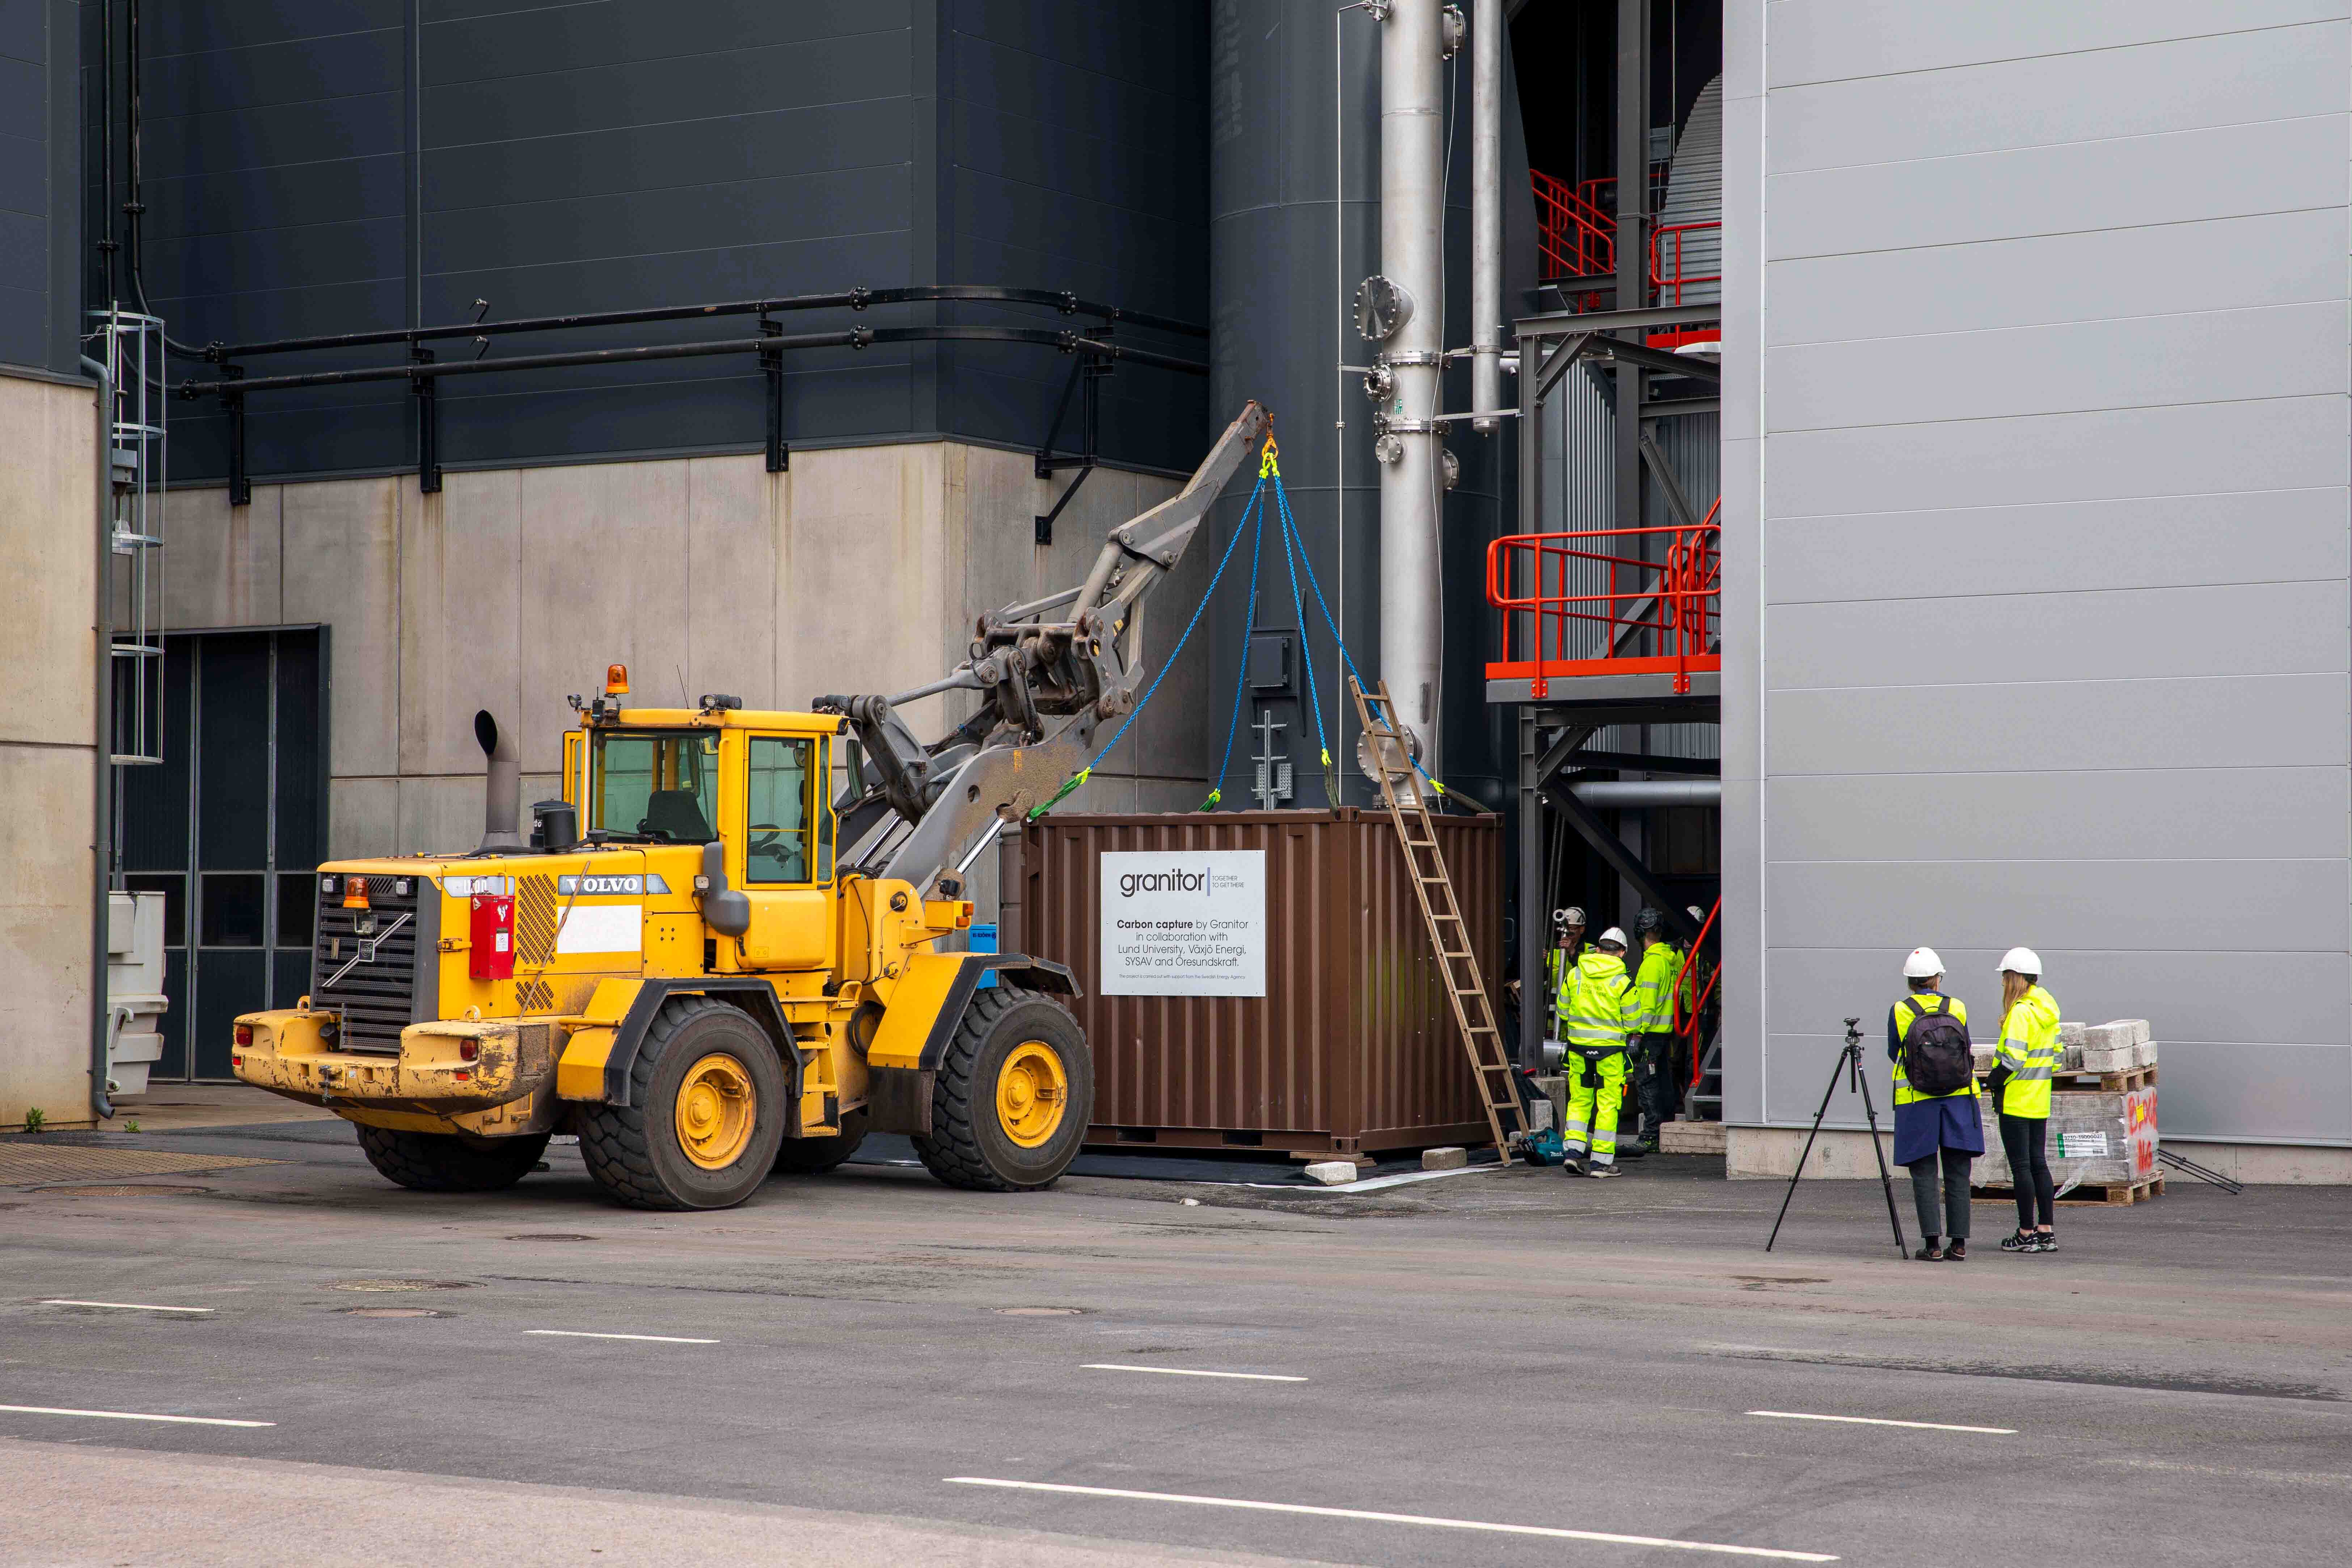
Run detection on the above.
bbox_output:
[1378,0,1445,769]
[1516,707,1542,1068]
[1469,0,1503,434]
[1612,0,1646,642]
[82,353,116,1122]
[98,0,117,304]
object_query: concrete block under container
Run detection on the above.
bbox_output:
[1423,1146,1469,1170]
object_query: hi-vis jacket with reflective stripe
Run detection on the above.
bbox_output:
[1628,941,1682,1033]
[1994,984,2061,1118]
[1556,950,1633,1053]
[1889,991,1974,1106]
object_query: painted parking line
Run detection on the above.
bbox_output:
[1748,1410,2014,1435]
[1083,1363,1307,1383]
[945,1478,1838,1561]
[0,1403,271,1428]
[523,1330,719,1344]
[40,1299,213,1313]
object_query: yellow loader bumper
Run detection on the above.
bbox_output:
[232,1009,561,1138]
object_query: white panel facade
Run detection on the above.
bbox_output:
[1727,4,2352,1148]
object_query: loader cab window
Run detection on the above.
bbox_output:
[745,736,827,884]
[594,731,717,843]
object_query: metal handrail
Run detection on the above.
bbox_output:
[1532,169,1614,280]
[1485,507,1721,696]
[1649,220,1722,308]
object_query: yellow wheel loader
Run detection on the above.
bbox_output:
[231,402,1271,1210]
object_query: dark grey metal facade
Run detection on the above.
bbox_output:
[116,1,1208,482]
[2,0,80,376]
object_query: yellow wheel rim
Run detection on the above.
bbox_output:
[674,1053,756,1169]
[996,1041,1069,1149]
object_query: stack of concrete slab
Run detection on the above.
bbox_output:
[1971,1019,2154,1079]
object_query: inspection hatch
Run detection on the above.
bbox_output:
[332,1280,476,1293]
[0,1146,280,1187]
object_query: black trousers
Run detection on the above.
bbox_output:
[1635,1031,1678,1132]
[1999,1111,2056,1228]
[1905,1146,1971,1242]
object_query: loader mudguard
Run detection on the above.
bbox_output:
[561,977,801,1113]
[865,952,1080,1136]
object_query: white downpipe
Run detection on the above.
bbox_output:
[1378,0,1445,772]
[1469,0,1503,435]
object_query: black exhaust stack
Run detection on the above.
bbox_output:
[475,710,527,853]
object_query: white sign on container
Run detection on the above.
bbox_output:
[1100,849,1266,997]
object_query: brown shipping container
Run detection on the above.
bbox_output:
[1014,810,1501,1157]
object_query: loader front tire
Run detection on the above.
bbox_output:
[913,984,1092,1192]
[355,1125,549,1193]
[578,996,789,1211]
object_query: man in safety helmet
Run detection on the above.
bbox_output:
[1626,907,1683,1153]
[1555,925,1637,1176]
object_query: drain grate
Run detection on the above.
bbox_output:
[36,1183,213,1197]
[332,1279,476,1293]
[1,1146,279,1186]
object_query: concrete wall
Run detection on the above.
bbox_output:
[156,445,1187,911]
[0,371,99,1128]
[1722,3,2352,1163]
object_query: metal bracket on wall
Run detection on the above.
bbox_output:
[412,345,441,494]
[1033,327,1111,545]
[760,317,789,473]
[222,364,250,508]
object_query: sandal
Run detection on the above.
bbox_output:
[1999,1230,2038,1252]
[1944,1240,1967,1261]
[2033,1231,2057,1253]
[1913,1242,1944,1261]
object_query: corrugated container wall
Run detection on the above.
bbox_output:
[1018,810,1499,1156]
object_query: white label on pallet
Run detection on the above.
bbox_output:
[1100,850,1266,997]
[2053,1130,2110,1158]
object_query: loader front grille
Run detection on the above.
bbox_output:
[312,878,438,1054]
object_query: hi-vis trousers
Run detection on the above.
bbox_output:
[1563,1048,1628,1166]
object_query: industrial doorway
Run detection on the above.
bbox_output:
[118,629,327,1082]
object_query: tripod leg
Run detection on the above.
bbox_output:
[1855,1062,1909,1257]
[1766,1048,1848,1252]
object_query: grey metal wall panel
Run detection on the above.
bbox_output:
[1765,768,2352,866]
[2151,1044,2352,1143]
[1766,115,2345,262]
[1764,489,2352,605]
[1766,303,2346,435]
[1765,210,2347,347]
[0,0,72,375]
[1767,859,2349,957]
[1765,582,2350,691]
[1769,395,2348,519]
[1766,0,2345,89]
[1769,21,2347,173]
[1766,675,2351,777]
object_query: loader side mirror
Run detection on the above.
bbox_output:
[696,840,751,939]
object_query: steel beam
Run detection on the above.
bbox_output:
[1542,782,1703,944]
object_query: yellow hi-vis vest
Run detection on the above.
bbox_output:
[1891,991,1974,1106]
[1628,941,1681,1033]
[1557,950,1633,1053]
[1994,984,2061,1118]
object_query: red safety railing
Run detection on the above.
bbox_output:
[1672,897,1722,1088]
[1532,169,1614,283]
[1649,220,1721,306]
[1485,504,1721,697]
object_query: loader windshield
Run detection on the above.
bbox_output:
[594,730,717,842]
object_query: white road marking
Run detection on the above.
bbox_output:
[523,1329,719,1344]
[0,1403,271,1428]
[1748,1410,2014,1435]
[1082,1364,1307,1383]
[40,1299,213,1313]
[945,1478,1838,1561]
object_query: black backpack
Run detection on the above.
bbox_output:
[1899,996,1973,1097]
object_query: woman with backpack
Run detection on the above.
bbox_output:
[1889,946,1980,1260]
[1989,947,2061,1252]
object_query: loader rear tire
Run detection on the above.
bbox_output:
[355,1125,549,1193]
[578,995,790,1211]
[912,984,1092,1193]
[772,1108,868,1175]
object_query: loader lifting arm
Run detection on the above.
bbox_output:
[817,400,1272,896]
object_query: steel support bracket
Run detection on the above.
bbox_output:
[412,346,441,495]
[760,317,789,473]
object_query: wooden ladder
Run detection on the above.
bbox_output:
[1348,678,1525,1165]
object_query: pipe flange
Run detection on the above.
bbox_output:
[1361,363,1396,401]
[1441,445,1460,490]
[1373,432,1405,465]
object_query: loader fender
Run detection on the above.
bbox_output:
[866,952,1079,1136]
[562,977,801,1116]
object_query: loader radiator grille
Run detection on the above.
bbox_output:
[313,880,433,1054]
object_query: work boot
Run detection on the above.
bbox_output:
[1563,1158,1588,1177]
[1589,1164,1623,1179]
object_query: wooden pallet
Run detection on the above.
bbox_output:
[1974,1174,2165,1207]
[2051,1065,2158,1093]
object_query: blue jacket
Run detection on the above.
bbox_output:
[1887,991,1985,1165]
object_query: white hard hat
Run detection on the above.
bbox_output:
[1902,946,1943,980]
[1687,905,1705,921]
[1597,926,1629,947]
[1997,946,2041,977]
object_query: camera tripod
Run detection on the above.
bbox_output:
[1766,1016,1909,1257]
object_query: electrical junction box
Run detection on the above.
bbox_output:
[470,893,517,981]
[1246,633,1292,691]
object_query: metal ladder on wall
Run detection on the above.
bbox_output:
[1348,678,1525,1165]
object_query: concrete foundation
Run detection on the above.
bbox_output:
[1726,1125,2352,1185]
[0,371,100,1129]
[156,444,1188,918]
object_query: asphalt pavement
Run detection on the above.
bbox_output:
[3,1119,2347,1567]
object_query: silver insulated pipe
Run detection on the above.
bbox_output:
[1469,0,1504,435]
[1377,0,1447,771]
